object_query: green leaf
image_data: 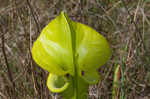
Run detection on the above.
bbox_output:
[32,11,111,99]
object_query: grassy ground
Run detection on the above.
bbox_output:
[0,0,150,99]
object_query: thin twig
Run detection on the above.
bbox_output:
[28,5,40,97]
[1,30,16,92]
[96,0,120,32]
[121,0,146,51]
[26,0,40,33]
[140,8,150,26]
[103,1,122,17]
[0,15,7,37]
[0,0,26,15]
[0,91,7,99]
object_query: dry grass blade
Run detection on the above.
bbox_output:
[112,64,121,99]
[0,0,149,98]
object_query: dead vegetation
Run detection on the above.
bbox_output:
[0,0,150,99]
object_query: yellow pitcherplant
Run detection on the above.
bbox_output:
[32,11,111,99]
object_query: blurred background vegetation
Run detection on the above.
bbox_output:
[0,0,150,99]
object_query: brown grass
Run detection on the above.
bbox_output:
[0,0,150,99]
